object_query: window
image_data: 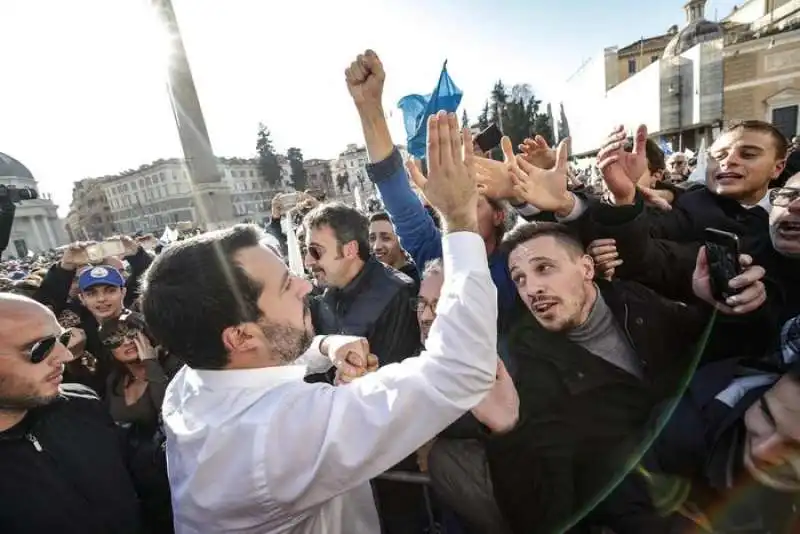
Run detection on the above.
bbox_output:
[159,172,165,181]
[772,105,799,140]
[249,170,254,177]
[651,55,659,64]
[627,58,637,75]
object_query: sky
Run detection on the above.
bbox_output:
[0,0,739,217]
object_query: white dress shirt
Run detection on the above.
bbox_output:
[162,231,498,534]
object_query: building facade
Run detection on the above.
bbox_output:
[65,178,115,241]
[561,0,725,156]
[330,144,373,198]
[303,159,334,197]
[96,157,287,235]
[0,152,67,259]
[722,0,800,139]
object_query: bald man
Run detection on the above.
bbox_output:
[0,293,144,534]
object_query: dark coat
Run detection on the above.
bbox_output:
[0,385,143,534]
[310,256,421,366]
[486,279,711,534]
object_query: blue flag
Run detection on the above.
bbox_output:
[397,61,463,159]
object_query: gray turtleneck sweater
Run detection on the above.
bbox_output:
[567,287,643,379]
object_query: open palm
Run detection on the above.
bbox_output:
[510,137,571,213]
[596,124,648,203]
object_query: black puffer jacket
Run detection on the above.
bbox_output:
[0,385,143,534]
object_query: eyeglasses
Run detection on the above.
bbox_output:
[101,327,141,350]
[307,245,324,261]
[24,330,72,364]
[770,187,800,207]
[415,298,438,315]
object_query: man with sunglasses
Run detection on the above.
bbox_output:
[0,293,143,534]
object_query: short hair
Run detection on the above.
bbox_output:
[727,120,789,159]
[422,258,443,280]
[500,222,585,258]
[304,202,370,261]
[645,139,666,174]
[140,224,266,370]
[369,211,392,225]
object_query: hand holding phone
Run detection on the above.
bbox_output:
[703,228,743,302]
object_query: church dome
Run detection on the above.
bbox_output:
[0,152,34,179]
[663,0,723,58]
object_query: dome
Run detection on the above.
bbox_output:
[663,19,724,57]
[0,152,34,179]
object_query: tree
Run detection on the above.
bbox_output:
[489,80,508,127]
[255,123,282,187]
[477,101,490,131]
[286,147,307,191]
[461,109,470,129]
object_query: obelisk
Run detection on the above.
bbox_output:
[151,0,234,229]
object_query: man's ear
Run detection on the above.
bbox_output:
[581,253,595,281]
[78,293,86,306]
[221,323,262,356]
[343,240,359,259]
[120,287,127,300]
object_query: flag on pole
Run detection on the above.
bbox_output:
[397,61,463,159]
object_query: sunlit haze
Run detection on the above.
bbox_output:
[0,0,738,217]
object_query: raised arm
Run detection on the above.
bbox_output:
[268,109,499,511]
[350,50,444,270]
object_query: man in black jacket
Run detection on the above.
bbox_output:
[305,202,420,366]
[603,315,800,533]
[485,222,767,534]
[0,293,143,534]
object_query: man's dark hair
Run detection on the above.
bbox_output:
[140,224,266,370]
[645,139,666,174]
[369,211,392,225]
[304,202,370,261]
[500,222,585,258]
[727,120,789,159]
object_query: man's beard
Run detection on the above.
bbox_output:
[0,392,58,411]
[258,309,314,365]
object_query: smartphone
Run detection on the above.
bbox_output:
[474,123,503,153]
[704,228,743,302]
[86,239,126,263]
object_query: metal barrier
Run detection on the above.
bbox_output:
[375,471,446,534]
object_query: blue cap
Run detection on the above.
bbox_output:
[78,265,125,291]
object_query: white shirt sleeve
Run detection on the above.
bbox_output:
[514,193,587,222]
[264,232,498,510]
[294,336,333,375]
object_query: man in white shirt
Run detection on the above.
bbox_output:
[140,103,506,533]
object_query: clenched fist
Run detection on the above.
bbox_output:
[345,50,385,110]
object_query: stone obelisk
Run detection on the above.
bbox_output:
[151,0,233,229]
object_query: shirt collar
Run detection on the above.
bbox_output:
[741,190,772,213]
[187,364,306,391]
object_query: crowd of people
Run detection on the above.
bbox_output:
[1,48,800,534]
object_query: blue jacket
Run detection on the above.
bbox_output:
[365,147,518,322]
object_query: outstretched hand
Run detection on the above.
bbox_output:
[596,124,648,205]
[510,137,574,215]
[423,111,479,233]
[519,135,557,170]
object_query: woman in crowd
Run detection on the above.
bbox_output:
[99,310,181,534]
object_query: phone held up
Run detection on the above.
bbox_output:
[704,228,743,303]
[474,123,503,154]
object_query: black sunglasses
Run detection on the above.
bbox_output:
[28,330,72,364]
